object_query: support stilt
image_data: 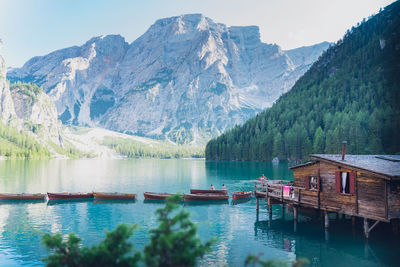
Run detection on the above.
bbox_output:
[324,211,329,228]
[293,206,298,222]
[256,198,259,211]
[364,218,379,239]
[352,216,356,227]
[364,218,369,239]
[281,204,285,218]
[268,197,272,216]
[256,209,259,222]
[325,228,330,241]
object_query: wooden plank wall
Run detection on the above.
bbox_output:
[357,174,386,219]
[299,190,319,207]
[293,164,318,188]
[319,162,357,214]
[293,161,391,221]
[388,180,400,219]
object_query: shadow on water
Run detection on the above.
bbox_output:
[46,198,93,206]
[254,207,400,267]
[0,199,46,205]
[184,200,229,206]
[231,197,252,205]
[93,199,137,205]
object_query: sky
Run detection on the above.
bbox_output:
[0,0,395,67]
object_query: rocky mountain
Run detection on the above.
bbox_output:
[0,52,63,158]
[8,14,330,144]
[9,82,63,146]
[0,54,16,123]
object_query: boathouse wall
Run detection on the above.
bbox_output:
[389,180,400,219]
[292,161,389,221]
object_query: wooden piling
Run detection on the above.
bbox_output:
[268,197,272,216]
[293,206,298,222]
[256,198,259,211]
[364,218,369,239]
[324,211,329,228]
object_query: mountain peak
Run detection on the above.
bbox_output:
[7,14,330,144]
[150,13,219,34]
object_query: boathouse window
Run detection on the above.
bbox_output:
[335,171,355,195]
[306,176,320,191]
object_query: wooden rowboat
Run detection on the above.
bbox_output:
[47,192,94,200]
[184,193,229,201]
[0,193,45,200]
[190,189,228,194]
[93,192,137,200]
[232,191,252,200]
[143,192,175,200]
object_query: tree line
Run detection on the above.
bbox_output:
[103,136,204,159]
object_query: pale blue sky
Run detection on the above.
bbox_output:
[0,0,395,67]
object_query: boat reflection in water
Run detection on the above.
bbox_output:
[231,197,251,205]
[93,199,136,204]
[47,198,93,206]
[184,200,229,206]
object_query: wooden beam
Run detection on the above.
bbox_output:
[368,220,380,233]
[324,211,330,228]
[294,206,298,221]
[364,218,369,238]
[355,172,359,215]
[385,182,388,219]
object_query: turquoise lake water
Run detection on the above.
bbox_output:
[0,159,399,266]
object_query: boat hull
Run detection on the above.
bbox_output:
[143,192,174,200]
[232,191,252,200]
[0,193,45,200]
[47,192,94,200]
[93,192,137,200]
[184,193,229,201]
[190,189,228,194]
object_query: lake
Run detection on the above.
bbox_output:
[0,159,399,266]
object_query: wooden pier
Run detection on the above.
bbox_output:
[254,153,400,239]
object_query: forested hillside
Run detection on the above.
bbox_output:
[0,121,51,158]
[206,1,400,161]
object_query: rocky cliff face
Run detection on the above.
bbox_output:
[8,14,330,144]
[9,83,62,145]
[0,55,16,123]
[1,49,63,148]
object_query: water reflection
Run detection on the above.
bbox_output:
[254,206,400,267]
[0,159,399,266]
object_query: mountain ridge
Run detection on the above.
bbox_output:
[8,14,330,144]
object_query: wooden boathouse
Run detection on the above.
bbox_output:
[255,146,400,238]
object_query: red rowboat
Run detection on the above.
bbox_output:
[93,192,137,200]
[143,192,176,200]
[190,189,228,194]
[47,192,94,199]
[0,193,45,200]
[232,191,252,200]
[184,193,229,201]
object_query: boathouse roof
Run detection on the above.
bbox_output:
[308,154,400,179]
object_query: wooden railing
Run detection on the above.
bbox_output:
[254,180,304,203]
